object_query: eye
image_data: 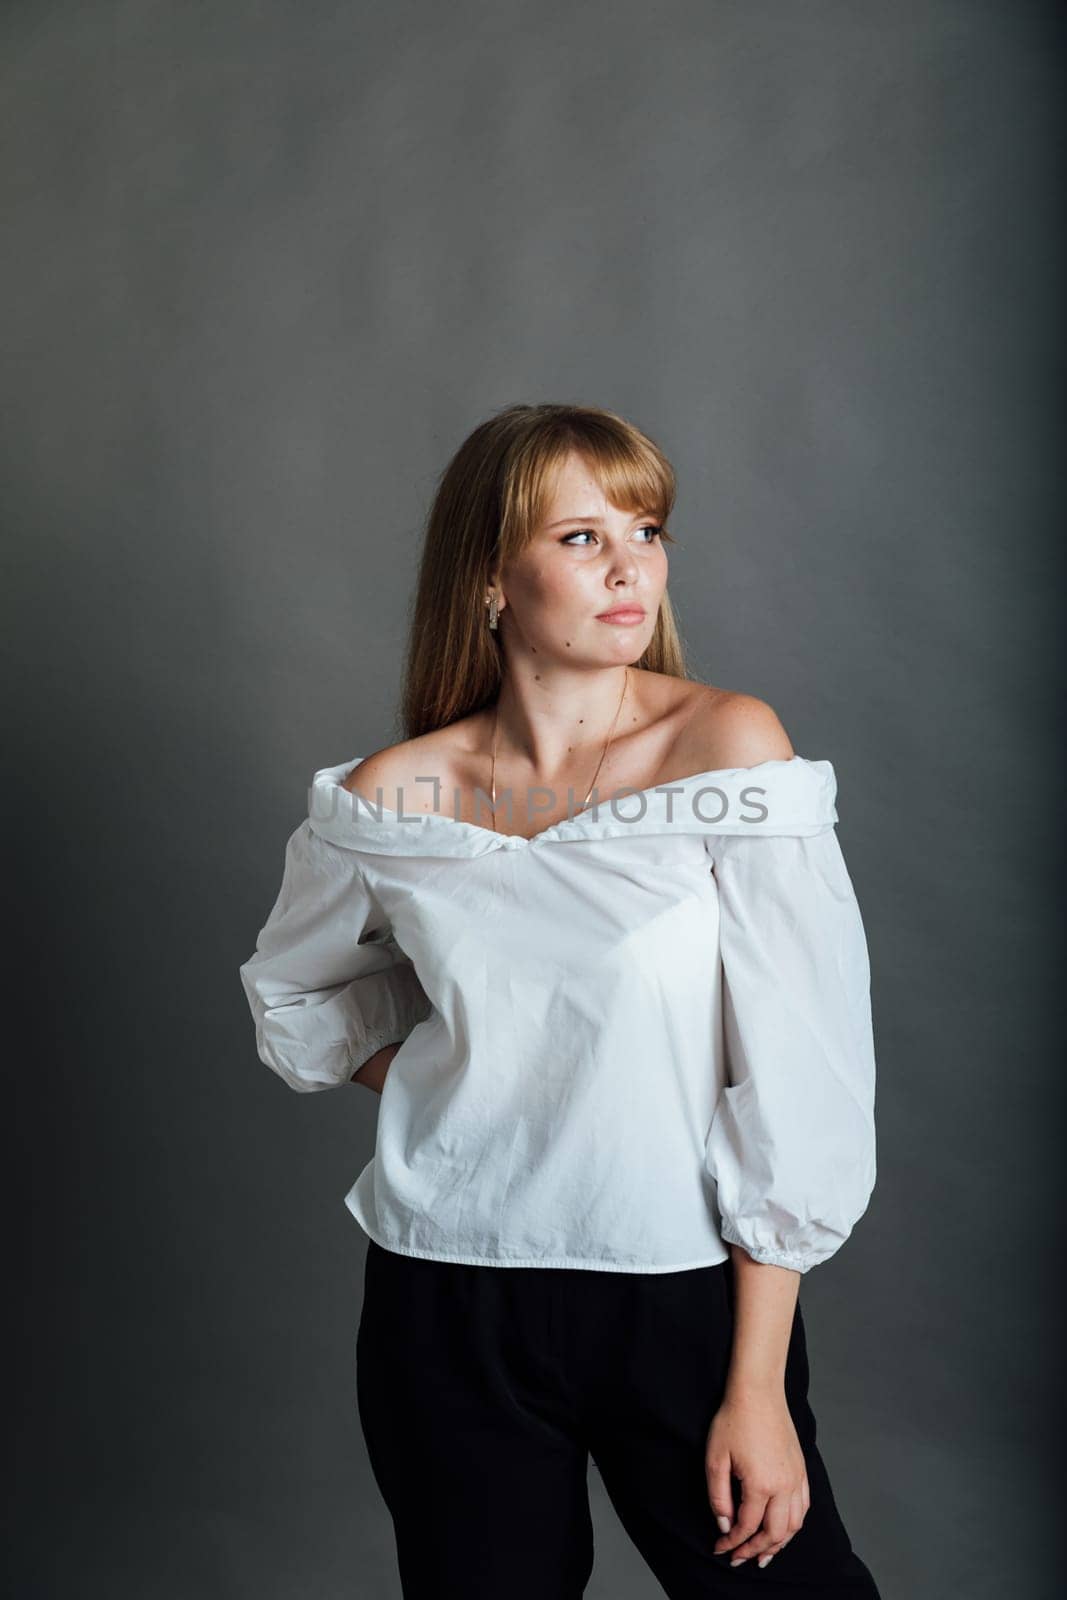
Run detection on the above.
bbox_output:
[560,525,665,546]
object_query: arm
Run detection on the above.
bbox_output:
[706,1255,808,1569]
[703,822,877,1568]
[351,1041,402,1094]
[724,1251,800,1398]
[239,819,431,1094]
[681,698,876,1567]
[706,826,878,1269]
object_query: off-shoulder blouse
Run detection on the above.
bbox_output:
[238,754,877,1274]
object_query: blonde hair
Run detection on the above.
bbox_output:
[399,403,691,740]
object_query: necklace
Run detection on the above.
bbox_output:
[489,667,630,835]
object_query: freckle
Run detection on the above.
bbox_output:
[578,719,584,724]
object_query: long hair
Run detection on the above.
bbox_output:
[398,403,693,741]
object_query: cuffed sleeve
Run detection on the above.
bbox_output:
[704,825,877,1272]
[239,818,431,1094]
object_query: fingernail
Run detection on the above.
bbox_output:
[716,1515,731,1533]
[730,1557,747,1567]
[758,1554,774,1568]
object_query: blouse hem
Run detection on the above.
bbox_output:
[348,1213,731,1274]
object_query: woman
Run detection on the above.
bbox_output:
[239,403,882,1598]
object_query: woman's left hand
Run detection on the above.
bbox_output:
[705,1389,811,1568]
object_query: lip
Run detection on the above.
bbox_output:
[596,607,646,623]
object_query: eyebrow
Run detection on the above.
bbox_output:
[545,511,656,528]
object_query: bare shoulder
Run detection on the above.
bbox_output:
[341,741,411,801]
[671,683,796,773]
[341,717,486,813]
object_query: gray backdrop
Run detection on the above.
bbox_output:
[8,2,1061,1597]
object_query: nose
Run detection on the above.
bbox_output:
[607,548,640,585]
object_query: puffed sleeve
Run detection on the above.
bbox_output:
[239,818,431,1094]
[704,824,877,1272]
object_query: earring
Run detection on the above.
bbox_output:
[485,590,499,630]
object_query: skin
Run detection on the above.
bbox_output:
[346,449,810,1569]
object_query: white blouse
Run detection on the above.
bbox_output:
[239,754,877,1275]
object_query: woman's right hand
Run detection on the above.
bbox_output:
[351,1042,401,1095]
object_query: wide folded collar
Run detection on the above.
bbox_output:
[305,754,839,858]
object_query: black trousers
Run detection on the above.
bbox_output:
[356,1239,882,1598]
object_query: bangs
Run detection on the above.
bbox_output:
[500,411,676,551]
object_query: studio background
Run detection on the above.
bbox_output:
[8,3,1060,1597]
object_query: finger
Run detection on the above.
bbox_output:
[728,1491,792,1563]
[769,1483,808,1540]
[761,1492,793,1549]
[757,1485,807,1567]
[715,1486,768,1559]
[705,1459,736,1536]
[755,1538,791,1570]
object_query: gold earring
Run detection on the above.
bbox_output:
[485,591,499,630]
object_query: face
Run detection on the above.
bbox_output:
[493,451,669,667]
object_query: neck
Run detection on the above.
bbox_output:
[491,663,632,783]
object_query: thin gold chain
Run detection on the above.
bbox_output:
[489,666,630,834]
